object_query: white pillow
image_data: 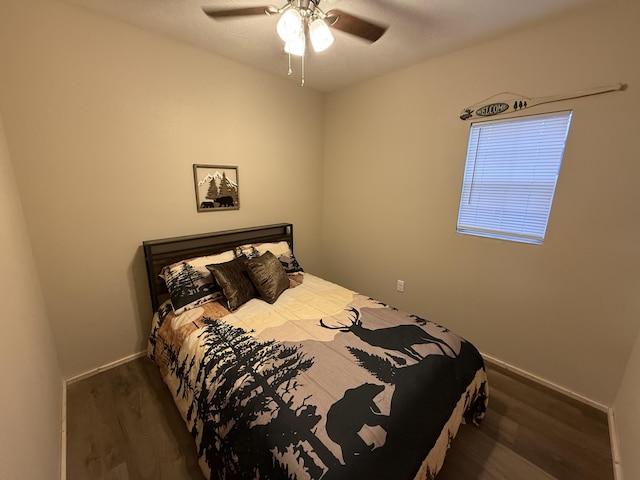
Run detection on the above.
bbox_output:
[234,241,304,274]
[160,250,236,314]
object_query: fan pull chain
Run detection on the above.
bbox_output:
[287,52,293,76]
[301,53,305,86]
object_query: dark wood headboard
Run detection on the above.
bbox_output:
[142,223,294,312]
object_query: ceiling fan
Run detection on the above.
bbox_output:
[202,0,388,85]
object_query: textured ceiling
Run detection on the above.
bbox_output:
[61,0,600,92]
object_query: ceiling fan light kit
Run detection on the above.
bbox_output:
[276,2,334,54]
[309,18,334,52]
[284,34,306,56]
[203,0,387,86]
[276,8,303,43]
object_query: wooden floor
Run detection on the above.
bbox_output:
[66,356,614,480]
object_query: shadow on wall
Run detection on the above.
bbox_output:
[129,245,154,353]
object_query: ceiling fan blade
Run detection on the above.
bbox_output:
[325,9,387,43]
[202,6,278,19]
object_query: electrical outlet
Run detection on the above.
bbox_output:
[397,280,405,293]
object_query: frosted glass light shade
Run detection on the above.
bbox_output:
[277,9,303,42]
[284,32,306,56]
[309,18,334,52]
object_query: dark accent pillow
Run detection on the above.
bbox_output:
[206,256,258,311]
[246,251,290,304]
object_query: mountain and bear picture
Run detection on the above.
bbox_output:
[193,164,240,211]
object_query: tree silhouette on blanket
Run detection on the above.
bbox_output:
[176,318,341,479]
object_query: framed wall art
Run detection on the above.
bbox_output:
[193,164,240,212]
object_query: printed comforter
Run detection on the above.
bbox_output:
[148,273,488,480]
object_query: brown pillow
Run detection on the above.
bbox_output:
[246,251,289,304]
[206,256,258,311]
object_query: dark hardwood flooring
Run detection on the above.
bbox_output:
[66,356,614,480]
[66,357,203,480]
[437,362,614,480]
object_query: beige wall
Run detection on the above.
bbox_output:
[614,329,640,480]
[322,1,640,406]
[0,0,325,379]
[0,114,62,478]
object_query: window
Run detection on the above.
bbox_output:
[456,111,572,244]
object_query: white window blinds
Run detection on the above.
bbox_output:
[457,111,572,244]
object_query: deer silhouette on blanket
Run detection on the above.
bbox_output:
[319,307,455,361]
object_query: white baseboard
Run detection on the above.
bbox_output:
[481,352,609,412]
[65,351,147,385]
[60,378,66,480]
[481,353,625,479]
[608,408,624,480]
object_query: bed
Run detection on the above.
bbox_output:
[143,223,488,480]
